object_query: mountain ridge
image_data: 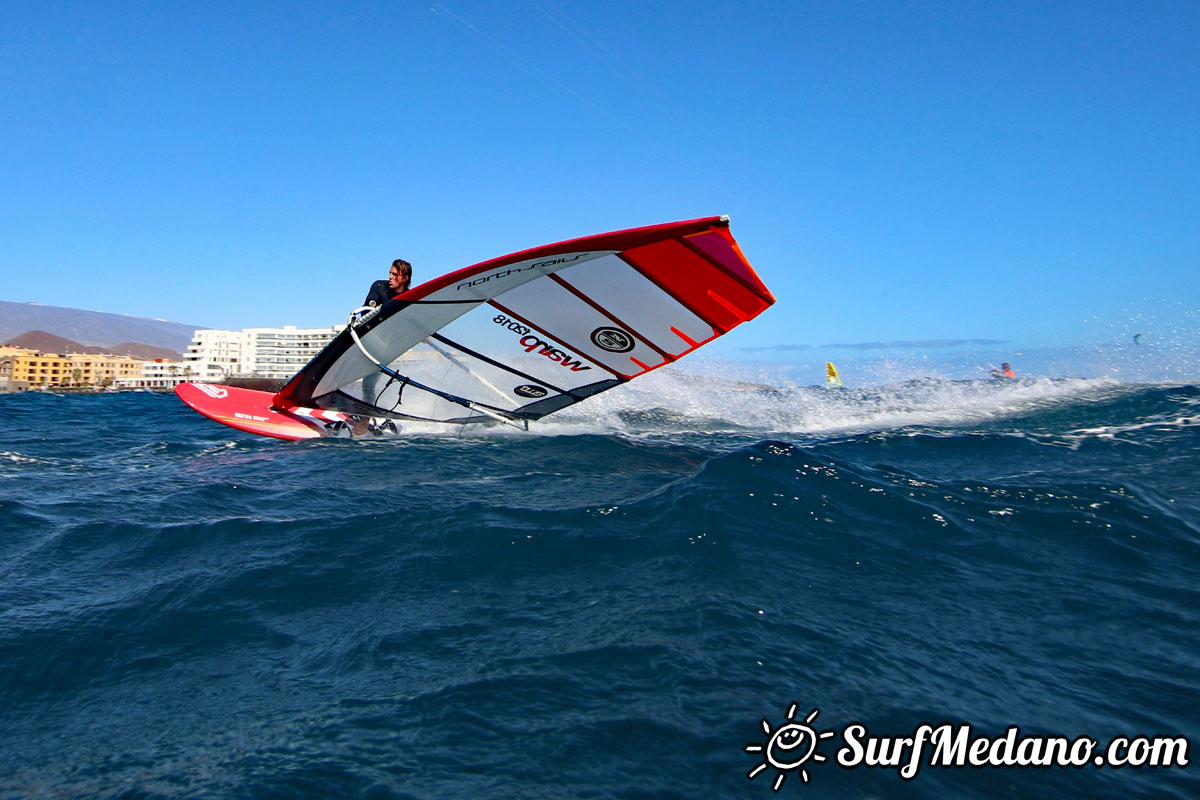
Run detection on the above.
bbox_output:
[0,300,203,354]
[3,330,181,361]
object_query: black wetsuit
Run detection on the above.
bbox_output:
[363,280,393,308]
[361,280,398,404]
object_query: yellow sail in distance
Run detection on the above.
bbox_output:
[825,361,843,388]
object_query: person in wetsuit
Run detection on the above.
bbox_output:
[364,259,412,308]
[355,259,413,435]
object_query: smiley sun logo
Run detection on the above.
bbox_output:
[745,704,836,791]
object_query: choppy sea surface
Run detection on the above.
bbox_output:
[1,372,1197,799]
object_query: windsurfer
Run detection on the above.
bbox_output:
[356,259,414,435]
[365,259,412,307]
[989,362,1016,379]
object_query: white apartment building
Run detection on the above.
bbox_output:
[182,325,344,381]
[182,329,245,382]
[244,325,342,379]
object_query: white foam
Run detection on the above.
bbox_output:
[1,451,46,464]
[534,367,1128,439]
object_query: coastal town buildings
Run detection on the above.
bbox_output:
[0,351,143,390]
[1,323,344,393]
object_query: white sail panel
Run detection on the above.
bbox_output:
[490,278,668,378]
[552,255,718,355]
[313,303,476,398]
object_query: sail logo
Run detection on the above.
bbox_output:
[531,253,589,269]
[455,254,589,292]
[195,384,228,399]
[591,327,635,353]
[457,263,538,291]
[518,335,591,371]
[514,384,548,398]
[493,314,532,337]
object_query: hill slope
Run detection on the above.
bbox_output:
[3,330,181,360]
[0,300,203,353]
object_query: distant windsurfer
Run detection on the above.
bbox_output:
[989,362,1016,380]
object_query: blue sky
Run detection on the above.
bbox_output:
[2,0,1197,371]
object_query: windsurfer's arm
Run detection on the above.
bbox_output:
[363,281,383,308]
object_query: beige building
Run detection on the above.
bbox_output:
[74,353,143,386]
[0,351,144,388]
[115,359,192,390]
[4,352,73,387]
[0,356,31,392]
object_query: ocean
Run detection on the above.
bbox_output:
[1,371,1197,799]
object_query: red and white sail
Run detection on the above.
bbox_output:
[273,216,774,426]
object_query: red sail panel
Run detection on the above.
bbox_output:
[682,229,775,301]
[621,238,773,333]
